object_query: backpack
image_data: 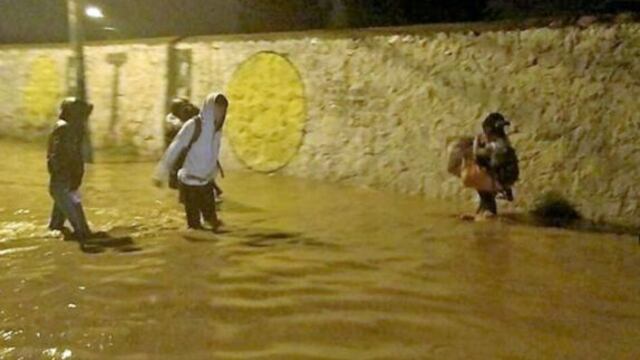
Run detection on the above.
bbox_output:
[169,116,202,189]
[494,146,519,187]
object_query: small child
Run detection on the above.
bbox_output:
[474,113,519,202]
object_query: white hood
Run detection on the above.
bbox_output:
[154,92,225,186]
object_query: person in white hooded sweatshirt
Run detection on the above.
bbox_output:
[154,92,227,230]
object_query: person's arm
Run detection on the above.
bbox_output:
[474,135,496,171]
[48,123,72,179]
[473,135,490,158]
[164,114,182,145]
[153,120,195,184]
[69,157,85,191]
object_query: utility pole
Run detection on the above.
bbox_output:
[67,0,94,163]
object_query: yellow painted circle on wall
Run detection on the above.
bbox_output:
[226,52,306,172]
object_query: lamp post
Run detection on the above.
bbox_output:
[67,0,93,163]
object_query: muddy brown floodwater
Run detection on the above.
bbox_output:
[0,140,639,359]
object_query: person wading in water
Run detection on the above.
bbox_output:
[164,98,224,201]
[448,112,519,220]
[154,93,228,231]
[47,98,94,241]
[472,113,519,217]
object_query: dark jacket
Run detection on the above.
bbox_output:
[475,135,519,188]
[47,120,85,190]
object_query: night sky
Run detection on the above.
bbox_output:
[0,0,638,44]
[0,0,247,43]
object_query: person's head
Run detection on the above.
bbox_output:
[170,98,185,117]
[170,97,193,121]
[201,93,229,131]
[213,94,229,131]
[482,112,510,138]
[182,102,200,121]
[59,97,93,127]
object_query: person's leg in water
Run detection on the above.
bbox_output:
[49,202,66,231]
[477,191,498,218]
[49,181,91,240]
[496,188,514,202]
[200,183,220,231]
[73,201,91,234]
[181,184,204,229]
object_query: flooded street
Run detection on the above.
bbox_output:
[0,140,639,359]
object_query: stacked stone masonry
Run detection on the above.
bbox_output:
[0,23,638,226]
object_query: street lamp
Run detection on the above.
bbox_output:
[85,5,120,39]
[85,5,104,19]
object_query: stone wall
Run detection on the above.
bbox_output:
[0,44,69,139]
[0,23,638,226]
[84,40,168,154]
[0,40,168,154]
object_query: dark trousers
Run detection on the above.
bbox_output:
[49,180,91,239]
[180,182,217,229]
[477,191,498,215]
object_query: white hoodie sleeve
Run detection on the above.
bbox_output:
[153,119,195,183]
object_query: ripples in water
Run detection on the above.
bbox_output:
[1,141,639,359]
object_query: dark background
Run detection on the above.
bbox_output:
[1,0,639,44]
